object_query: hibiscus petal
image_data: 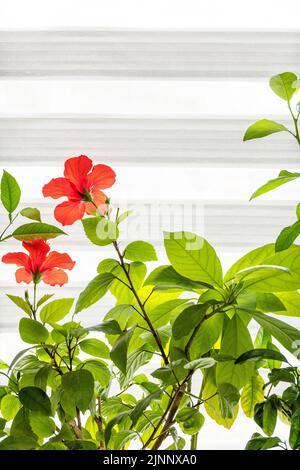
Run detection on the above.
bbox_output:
[54,200,86,226]
[2,252,29,267]
[41,251,75,271]
[42,268,68,287]
[85,189,107,215]
[22,240,50,272]
[64,155,93,192]
[42,177,79,200]
[87,164,116,189]
[15,268,33,284]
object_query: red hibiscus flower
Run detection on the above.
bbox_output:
[42,155,116,226]
[2,239,75,286]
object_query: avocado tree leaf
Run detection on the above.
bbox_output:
[224,244,275,282]
[164,231,223,287]
[110,328,135,374]
[275,220,300,252]
[250,170,300,201]
[241,374,265,418]
[172,304,207,340]
[243,119,288,141]
[144,265,208,291]
[249,310,300,354]
[216,314,254,390]
[130,390,162,425]
[245,433,281,450]
[235,348,288,365]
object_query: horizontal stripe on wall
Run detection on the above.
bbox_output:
[0,199,296,250]
[0,30,299,79]
[0,115,297,167]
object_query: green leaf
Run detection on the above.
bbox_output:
[117,209,134,224]
[19,386,52,415]
[241,374,265,418]
[263,396,278,436]
[75,273,114,313]
[243,119,288,141]
[80,360,110,388]
[36,294,54,308]
[245,433,281,450]
[97,258,119,274]
[164,231,223,287]
[1,170,21,213]
[269,72,298,101]
[189,313,224,360]
[289,409,300,449]
[243,245,300,292]
[149,299,189,329]
[19,318,48,344]
[145,265,208,291]
[249,310,300,354]
[104,304,137,330]
[1,394,21,421]
[82,217,119,246]
[104,411,131,446]
[20,207,41,222]
[172,304,207,340]
[110,262,146,304]
[87,320,122,336]
[184,358,216,370]
[0,436,37,450]
[276,291,300,316]
[110,328,135,374]
[0,360,8,369]
[218,383,240,419]
[6,294,32,317]
[124,241,157,262]
[79,338,110,359]
[255,292,286,313]
[275,219,300,252]
[40,298,74,323]
[29,412,55,438]
[130,390,162,425]
[203,367,238,429]
[250,171,300,201]
[216,314,254,390]
[235,348,288,364]
[12,222,66,241]
[10,407,37,439]
[61,370,94,415]
[268,367,296,385]
[224,244,275,282]
[176,407,205,435]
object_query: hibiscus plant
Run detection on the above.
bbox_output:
[0,150,299,449]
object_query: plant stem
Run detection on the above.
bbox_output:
[288,100,300,146]
[112,241,169,365]
[0,213,18,242]
[151,371,193,450]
